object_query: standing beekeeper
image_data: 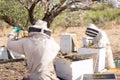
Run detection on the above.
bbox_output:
[85,24,115,69]
[7,20,60,80]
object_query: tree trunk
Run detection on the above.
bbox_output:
[42,13,54,28]
[28,8,36,25]
[1,15,16,26]
[28,0,40,25]
[28,3,36,25]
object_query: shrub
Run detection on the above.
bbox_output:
[83,3,120,26]
[51,3,120,29]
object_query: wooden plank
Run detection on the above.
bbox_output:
[72,34,79,51]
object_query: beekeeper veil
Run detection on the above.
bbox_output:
[85,24,100,37]
[28,20,51,37]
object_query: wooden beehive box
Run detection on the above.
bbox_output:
[55,57,93,80]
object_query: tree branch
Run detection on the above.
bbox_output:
[42,0,94,28]
[54,1,74,17]
[28,0,41,25]
[0,14,16,26]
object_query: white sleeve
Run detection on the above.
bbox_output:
[93,30,109,48]
[7,38,26,54]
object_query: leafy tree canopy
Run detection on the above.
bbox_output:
[0,0,93,28]
[0,0,28,28]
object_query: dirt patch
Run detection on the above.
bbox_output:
[0,60,29,80]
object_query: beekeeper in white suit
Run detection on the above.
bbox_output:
[85,24,115,69]
[7,20,60,80]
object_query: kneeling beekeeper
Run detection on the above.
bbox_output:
[7,20,60,80]
[85,24,115,69]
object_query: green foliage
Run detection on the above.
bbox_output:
[51,11,67,30]
[92,3,109,10]
[83,4,120,25]
[51,10,82,30]
[0,0,68,28]
[1,0,120,30]
[34,3,44,20]
[0,0,27,27]
[51,3,120,29]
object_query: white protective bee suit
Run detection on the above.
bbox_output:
[85,24,115,69]
[7,20,60,80]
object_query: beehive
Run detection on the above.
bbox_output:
[55,57,93,80]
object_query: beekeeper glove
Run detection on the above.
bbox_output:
[8,26,21,40]
[17,30,28,39]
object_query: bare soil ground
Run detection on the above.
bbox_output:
[0,25,120,80]
[0,60,28,80]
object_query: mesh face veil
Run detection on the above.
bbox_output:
[28,20,51,36]
[85,24,99,37]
